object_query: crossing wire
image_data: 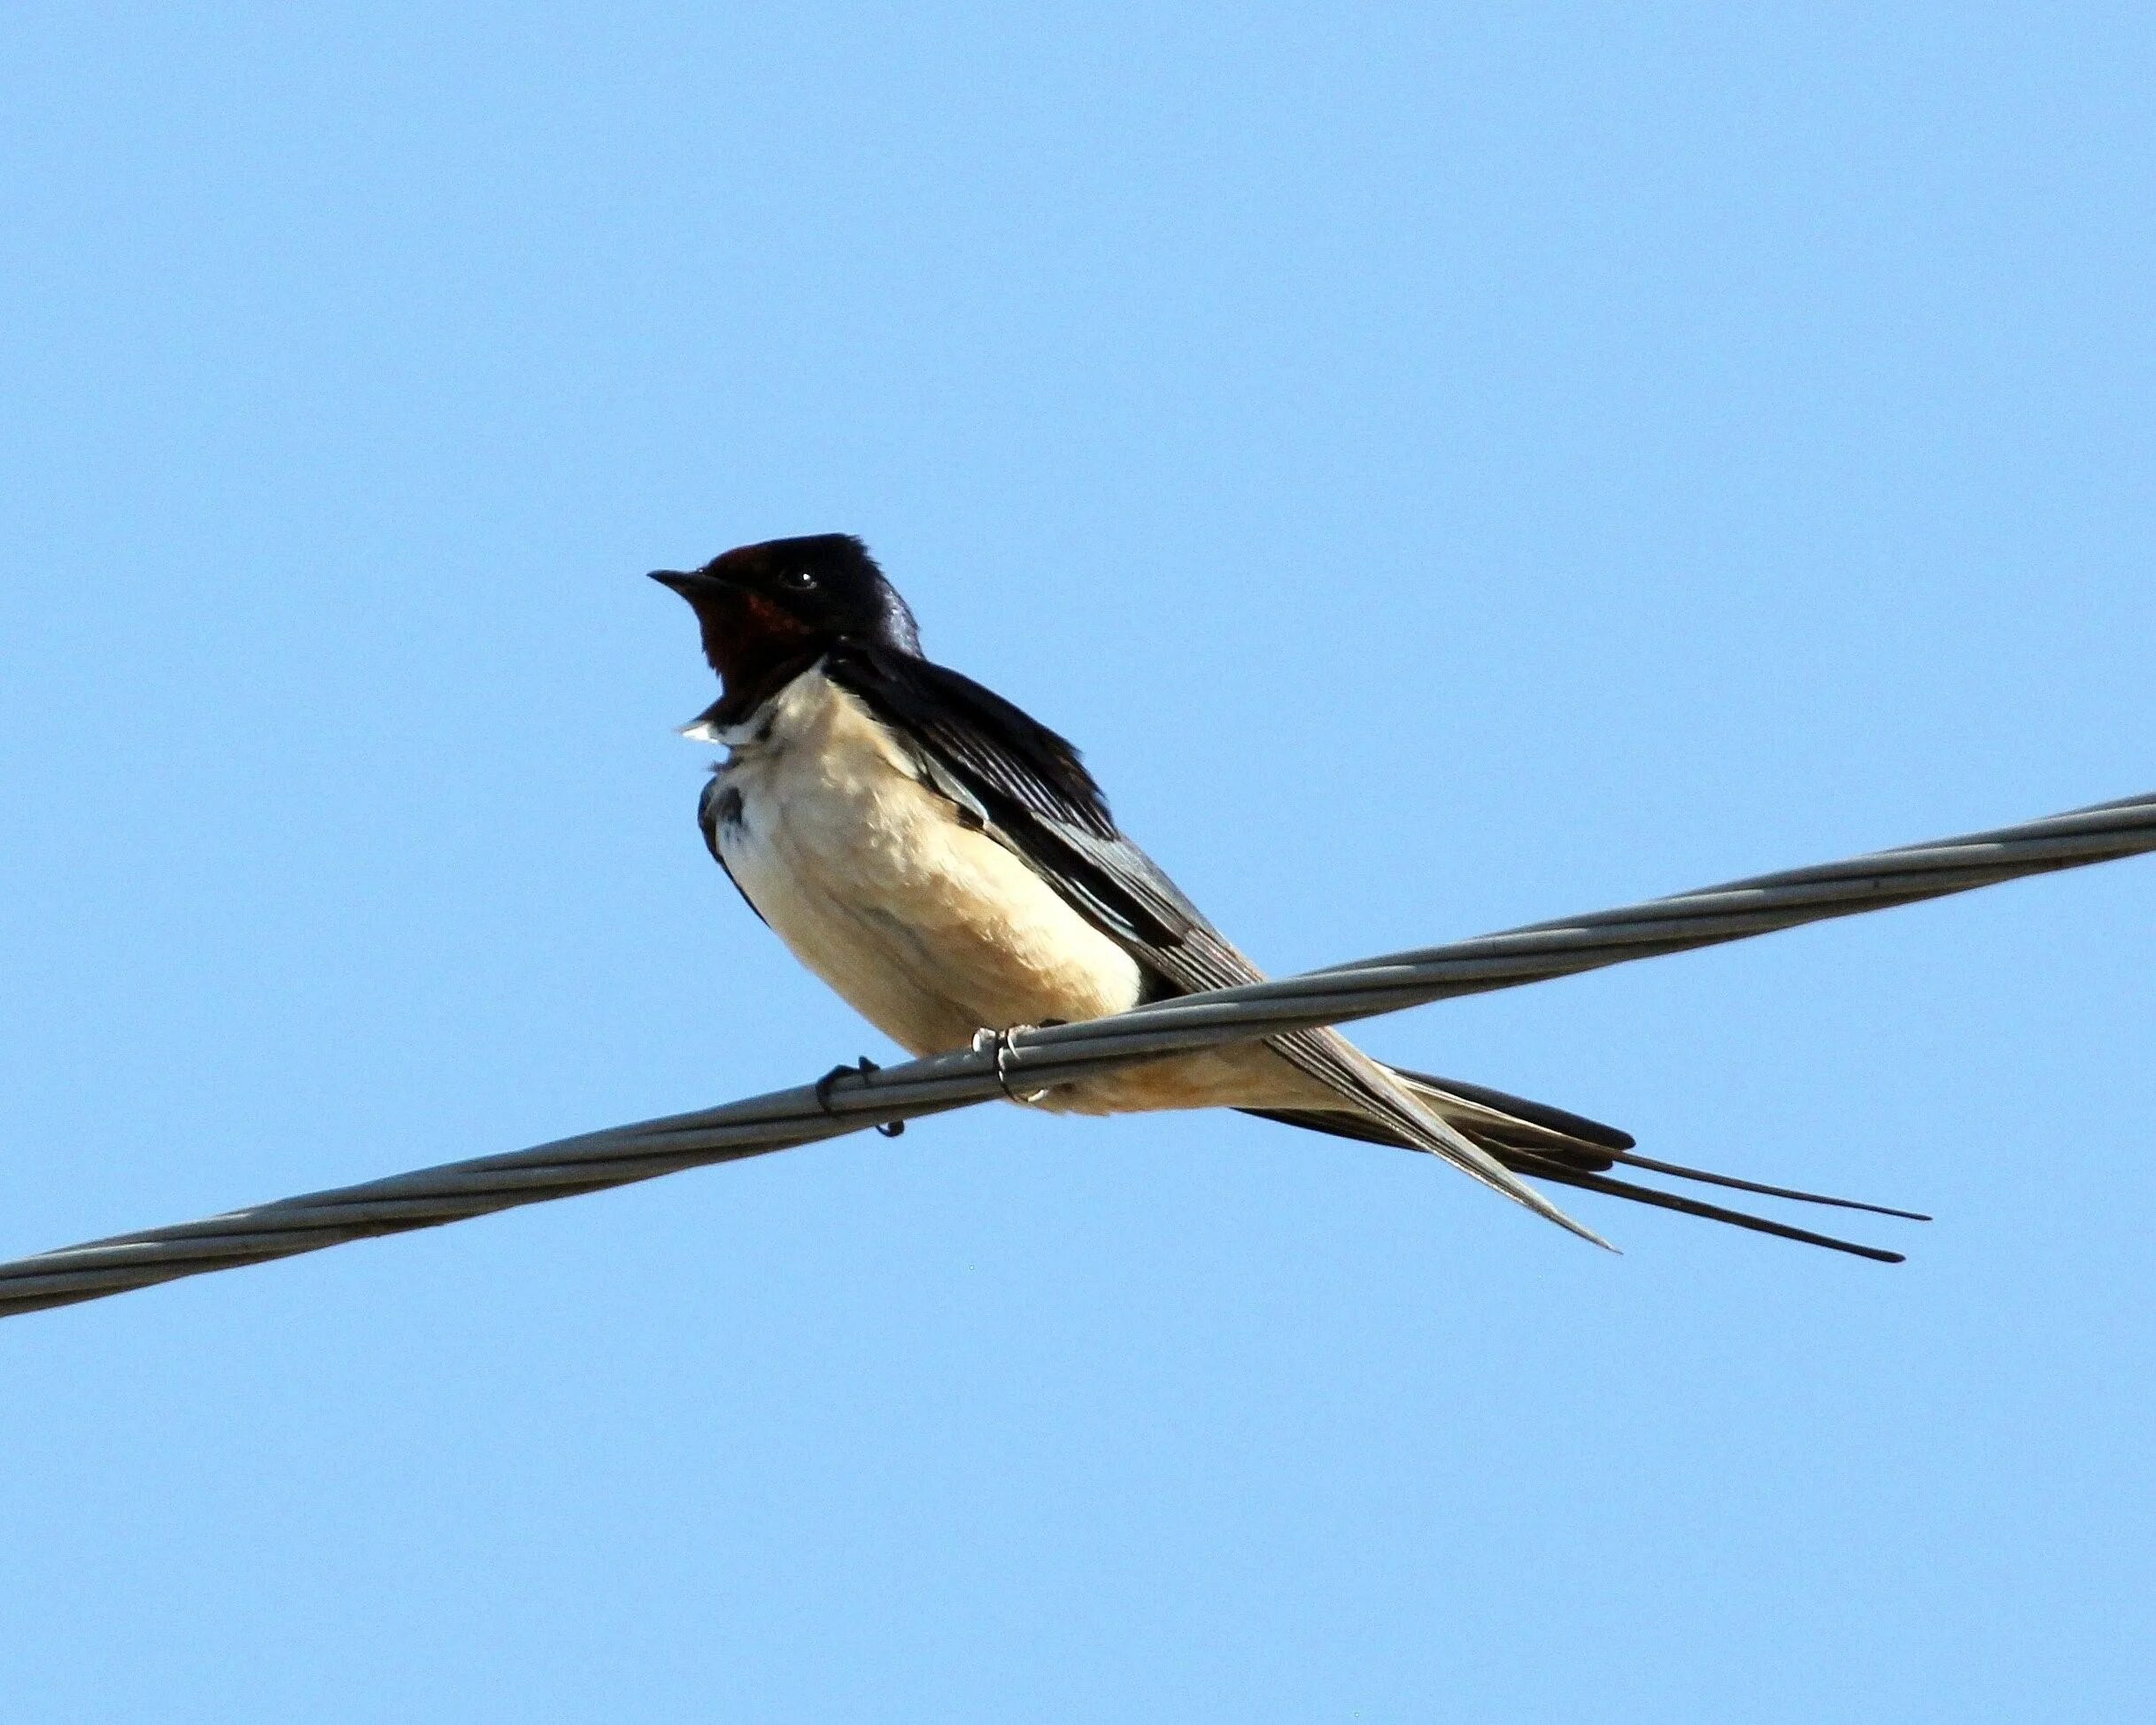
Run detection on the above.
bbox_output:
[2,790,2150,1319]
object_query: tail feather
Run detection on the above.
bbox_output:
[1395,1071,1635,1156]
[1242,1063,1926,1262]
[1341,1052,1617,1250]
[1607,1149,1932,1222]
[1514,1157,1908,1264]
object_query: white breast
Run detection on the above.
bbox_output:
[709,664,1148,1058]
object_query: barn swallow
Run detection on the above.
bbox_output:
[652,534,1921,1259]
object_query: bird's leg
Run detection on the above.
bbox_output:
[814,1056,906,1138]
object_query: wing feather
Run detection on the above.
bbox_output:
[826,646,1604,1243]
[697,772,770,929]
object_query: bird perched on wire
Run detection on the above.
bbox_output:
[652,533,1917,1257]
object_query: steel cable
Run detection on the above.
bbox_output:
[3,790,2149,1319]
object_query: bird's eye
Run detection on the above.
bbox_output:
[784,569,816,591]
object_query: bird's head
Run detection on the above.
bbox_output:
[650,534,920,722]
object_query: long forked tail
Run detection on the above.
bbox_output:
[1242,1066,1928,1264]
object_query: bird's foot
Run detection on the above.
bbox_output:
[815,1056,906,1137]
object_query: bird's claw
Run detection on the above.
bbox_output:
[815,1056,905,1137]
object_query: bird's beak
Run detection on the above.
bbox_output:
[648,568,735,598]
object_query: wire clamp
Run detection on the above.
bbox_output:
[972,1026,1052,1105]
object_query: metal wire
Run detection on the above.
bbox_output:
[4,791,2150,1319]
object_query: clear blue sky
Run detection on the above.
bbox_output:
[2,5,2152,1719]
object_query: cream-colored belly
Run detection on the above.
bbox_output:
[710,669,1330,1118]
